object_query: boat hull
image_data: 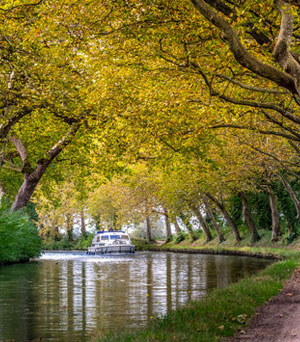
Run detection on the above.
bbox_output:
[87,245,136,254]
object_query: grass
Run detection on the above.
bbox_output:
[94,232,300,342]
[95,259,299,342]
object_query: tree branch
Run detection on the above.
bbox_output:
[208,123,300,141]
[9,136,28,164]
[273,1,300,93]
[190,0,298,94]
[215,74,288,94]
[0,107,33,139]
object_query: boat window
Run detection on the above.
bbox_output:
[110,235,121,240]
[96,237,100,242]
[121,235,129,240]
[101,235,109,240]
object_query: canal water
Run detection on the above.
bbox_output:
[0,251,272,342]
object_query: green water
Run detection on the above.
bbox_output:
[0,251,272,342]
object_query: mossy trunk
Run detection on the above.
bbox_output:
[203,198,225,243]
[163,208,173,242]
[66,214,73,242]
[277,172,300,220]
[206,192,241,243]
[146,216,152,244]
[80,209,87,238]
[239,191,261,243]
[191,206,212,243]
[267,187,281,242]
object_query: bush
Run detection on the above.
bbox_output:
[42,234,94,250]
[0,203,42,264]
[73,234,94,250]
[42,237,73,250]
[173,231,186,244]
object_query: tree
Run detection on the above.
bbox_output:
[239,191,261,243]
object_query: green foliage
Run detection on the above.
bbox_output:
[25,202,39,222]
[247,192,272,230]
[228,191,272,231]
[0,202,42,264]
[42,237,73,250]
[173,231,186,244]
[73,234,94,250]
[42,234,94,250]
[131,238,149,251]
[228,195,243,226]
[274,178,300,238]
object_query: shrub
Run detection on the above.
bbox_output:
[174,231,186,244]
[0,203,42,264]
[73,234,94,250]
[42,237,73,250]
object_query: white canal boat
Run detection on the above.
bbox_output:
[87,230,136,254]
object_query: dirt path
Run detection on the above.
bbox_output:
[230,267,300,342]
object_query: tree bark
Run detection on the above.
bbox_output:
[80,209,87,238]
[273,1,300,94]
[190,205,212,242]
[277,172,300,219]
[11,175,41,212]
[239,191,261,243]
[206,192,242,242]
[146,216,152,244]
[266,187,281,242]
[203,198,225,243]
[11,121,81,211]
[66,214,73,241]
[163,208,173,242]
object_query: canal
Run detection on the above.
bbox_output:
[0,251,272,342]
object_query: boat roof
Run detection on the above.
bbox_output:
[96,230,127,235]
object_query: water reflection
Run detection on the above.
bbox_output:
[0,251,272,342]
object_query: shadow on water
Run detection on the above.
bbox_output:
[0,251,272,342]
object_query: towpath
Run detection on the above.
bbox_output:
[230,267,300,342]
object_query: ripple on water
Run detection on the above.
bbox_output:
[0,251,272,342]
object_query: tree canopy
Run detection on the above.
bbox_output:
[1,0,300,244]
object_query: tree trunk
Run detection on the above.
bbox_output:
[66,214,73,241]
[146,216,152,244]
[174,217,182,234]
[179,212,196,241]
[267,187,281,242]
[12,175,41,211]
[0,180,6,202]
[190,205,212,242]
[203,198,225,243]
[54,226,61,241]
[80,209,87,238]
[277,172,300,219]
[206,192,242,242]
[163,208,173,242]
[11,121,81,211]
[239,191,261,243]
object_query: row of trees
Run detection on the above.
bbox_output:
[1,0,300,245]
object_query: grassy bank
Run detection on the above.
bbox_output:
[94,235,300,342]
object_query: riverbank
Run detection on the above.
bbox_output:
[95,238,300,342]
